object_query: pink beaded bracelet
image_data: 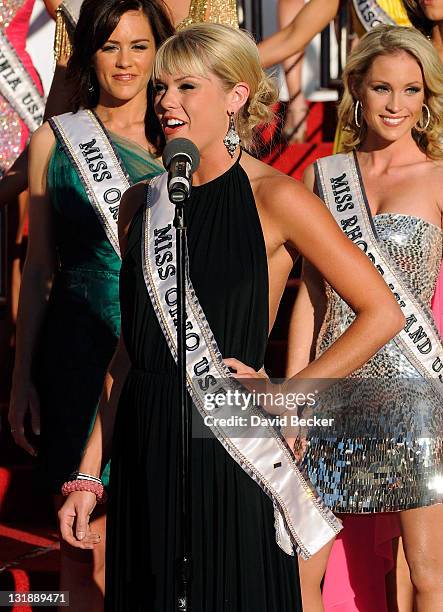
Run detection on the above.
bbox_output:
[61,479,107,504]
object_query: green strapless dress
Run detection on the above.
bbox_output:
[33,132,162,493]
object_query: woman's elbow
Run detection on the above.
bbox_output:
[356,289,405,344]
[387,304,405,337]
[374,298,405,342]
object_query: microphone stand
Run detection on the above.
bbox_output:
[173,199,192,612]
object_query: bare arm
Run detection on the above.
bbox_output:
[71,184,144,476]
[76,335,130,481]
[285,165,326,376]
[258,0,340,68]
[268,174,405,384]
[163,0,191,25]
[9,124,57,455]
[286,276,313,376]
[227,167,404,420]
[42,0,63,19]
[58,183,145,548]
[285,264,326,376]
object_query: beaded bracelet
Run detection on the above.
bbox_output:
[61,479,107,504]
[70,471,102,485]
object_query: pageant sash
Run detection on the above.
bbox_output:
[141,172,342,559]
[49,110,132,257]
[59,0,83,28]
[351,0,396,30]
[315,152,443,399]
[0,30,45,132]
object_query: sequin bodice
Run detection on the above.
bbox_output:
[303,214,443,513]
[318,214,442,365]
[0,0,41,175]
[177,0,238,29]
[0,0,26,29]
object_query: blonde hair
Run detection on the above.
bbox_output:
[153,23,278,149]
[338,25,443,160]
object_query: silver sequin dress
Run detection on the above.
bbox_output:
[301,213,443,513]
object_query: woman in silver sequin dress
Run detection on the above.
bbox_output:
[286,26,443,611]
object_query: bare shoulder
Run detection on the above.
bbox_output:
[29,122,56,169]
[29,121,55,151]
[240,153,320,216]
[239,153,336,250]
[424,158,443,206]
[28,123,56,192]
[426,158,443,182]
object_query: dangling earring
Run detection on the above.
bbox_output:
[354,100,362,128]
[415,103,431,132]
[88,70,96,95]
[223,112,240,157]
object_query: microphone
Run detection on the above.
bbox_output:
[162,138,200,204]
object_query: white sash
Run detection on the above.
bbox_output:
[351,0,396,30]
[315,152,443,399]
[0,30,45,132]
[50,110,132,258]
[60,0,83,28]
[140,172,342,559]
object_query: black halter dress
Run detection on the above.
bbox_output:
[105,157,302,611]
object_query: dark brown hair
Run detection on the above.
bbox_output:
[402,0,433,37]
[67,0,174,155]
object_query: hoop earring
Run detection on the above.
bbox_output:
[415,103,431,132]
[223,112,240,157]
[354,100,362,128]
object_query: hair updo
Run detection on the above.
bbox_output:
[153,23,278,149]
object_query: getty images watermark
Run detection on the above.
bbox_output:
[192,385,335,437]
[190,377,441,440]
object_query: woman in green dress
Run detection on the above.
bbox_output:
[8,1,173,609]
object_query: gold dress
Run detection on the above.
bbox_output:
[301,213,443,512]
[177,0,238,29]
